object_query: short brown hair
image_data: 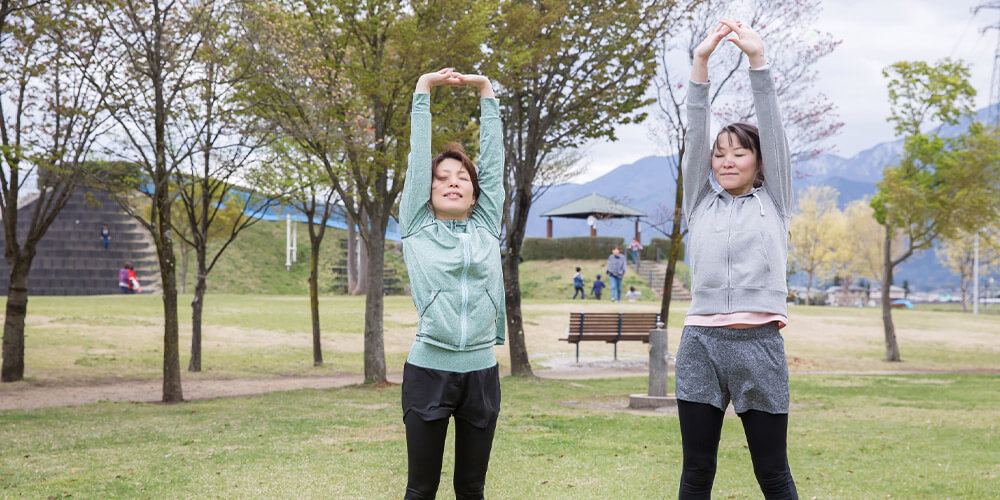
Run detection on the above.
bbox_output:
[431,143,480,201]
[714,122,764,188]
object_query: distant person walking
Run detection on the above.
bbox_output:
[572,267,586,299]
[629,237,643,271]
[100,224,111,250]
[591,274,606,300]
[119,262,134,294]
[674,20,797,499]
[605,246,626,302]
[399,68,504,500]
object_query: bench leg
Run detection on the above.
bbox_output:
[614,343,618,361]
[575,343,579,363]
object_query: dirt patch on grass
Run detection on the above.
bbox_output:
[0,373,403,411]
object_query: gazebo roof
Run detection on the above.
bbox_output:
[539,192,647,219]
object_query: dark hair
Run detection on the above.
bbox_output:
[713,122,765,188]
[431,143,480,202]
[124,261,132,270]
[576,267,581,272]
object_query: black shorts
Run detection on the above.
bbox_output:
[401,362,501,429]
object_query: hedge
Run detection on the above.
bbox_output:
[520,236,624,260]
[520,236,685,262]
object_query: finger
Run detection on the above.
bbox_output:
[719,19,742,34]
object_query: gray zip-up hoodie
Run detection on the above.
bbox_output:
[682,66,793,317]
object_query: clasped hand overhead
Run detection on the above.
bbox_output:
[416,68,495,98]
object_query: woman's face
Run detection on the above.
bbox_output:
[711,131,759,196]
[431,158,476,220]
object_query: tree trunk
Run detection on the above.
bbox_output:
[158,238,183,401]
[351,209,369,296]
[1,260,31,382]
[347,218,358,293]
[881,224,901,362]
[179,242,189,294]
[658,183,685,323]
[806,273,813,306]
[309,236,323,367]
[362,228,386,383]
[188,252,207,372]
[503,190,534,377]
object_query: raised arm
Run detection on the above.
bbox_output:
[460,75,503,236]
[721,20,793,214]
[682,22,731,220]
[400,69,462,237]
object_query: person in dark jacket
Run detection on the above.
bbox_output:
[605,246,627,302]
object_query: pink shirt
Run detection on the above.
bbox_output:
[685,312,788,329]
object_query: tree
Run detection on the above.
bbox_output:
[833,199,887,295]
[255,154,338,366]
[238,0,490,383]
[649,0,842,324]
[1,0,109,382]
[788,185,840,305]
[872,58,1000,361]
[937,229,1000,312]
[490,0,687,376]
[171,1,277,372]
[90,0,218,401]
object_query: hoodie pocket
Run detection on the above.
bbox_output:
[729,231,771,288]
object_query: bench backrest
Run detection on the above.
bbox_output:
[568,312,660,336]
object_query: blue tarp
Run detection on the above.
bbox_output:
[252,203,401,242]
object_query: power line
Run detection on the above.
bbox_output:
[974,2,1000,124]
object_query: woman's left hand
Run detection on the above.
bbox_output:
[457,74,495,98]
[720,19,766,69]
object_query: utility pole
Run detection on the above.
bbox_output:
[972,2,1000,314]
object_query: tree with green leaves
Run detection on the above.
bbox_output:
[1,0,109,382]
[489,0,691,376]
[649,0,842,325]
[89,0,222,401]
[170,0,278,373]
[254,153,339,367]
[237,0,490,383]
[872,58,1000,361]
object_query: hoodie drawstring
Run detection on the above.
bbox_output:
[751,192,765,217]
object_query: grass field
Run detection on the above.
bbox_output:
[1,295,998,498]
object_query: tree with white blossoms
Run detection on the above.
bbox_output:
[789,185,840,305]
[937,229,1000,312]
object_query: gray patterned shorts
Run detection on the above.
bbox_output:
[675,323,790,414]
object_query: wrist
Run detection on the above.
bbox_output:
[748,54,766,69]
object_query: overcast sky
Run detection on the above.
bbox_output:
[575,0,997,182]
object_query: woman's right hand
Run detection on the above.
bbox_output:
[415,68,463,93]
[690,22,732,83]
[692,22,732,62]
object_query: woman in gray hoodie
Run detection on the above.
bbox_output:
[674,20,798,499]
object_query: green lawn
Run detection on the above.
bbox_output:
[1,295,998,498]
[1,374,997,498]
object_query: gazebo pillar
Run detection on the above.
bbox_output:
[546,217,553,238]
[590,225,597,237]
[634,218,641,241]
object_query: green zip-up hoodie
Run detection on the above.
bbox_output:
[400,93,506,373]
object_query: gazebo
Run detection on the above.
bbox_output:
[539,192,647,240]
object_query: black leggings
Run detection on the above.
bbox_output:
[404,414,497,500]
[677,400,798,500]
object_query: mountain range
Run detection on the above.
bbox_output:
[524,105,1000,292]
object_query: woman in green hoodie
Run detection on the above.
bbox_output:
[399,68,505,499]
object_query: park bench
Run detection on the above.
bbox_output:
[559,312,661,362]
